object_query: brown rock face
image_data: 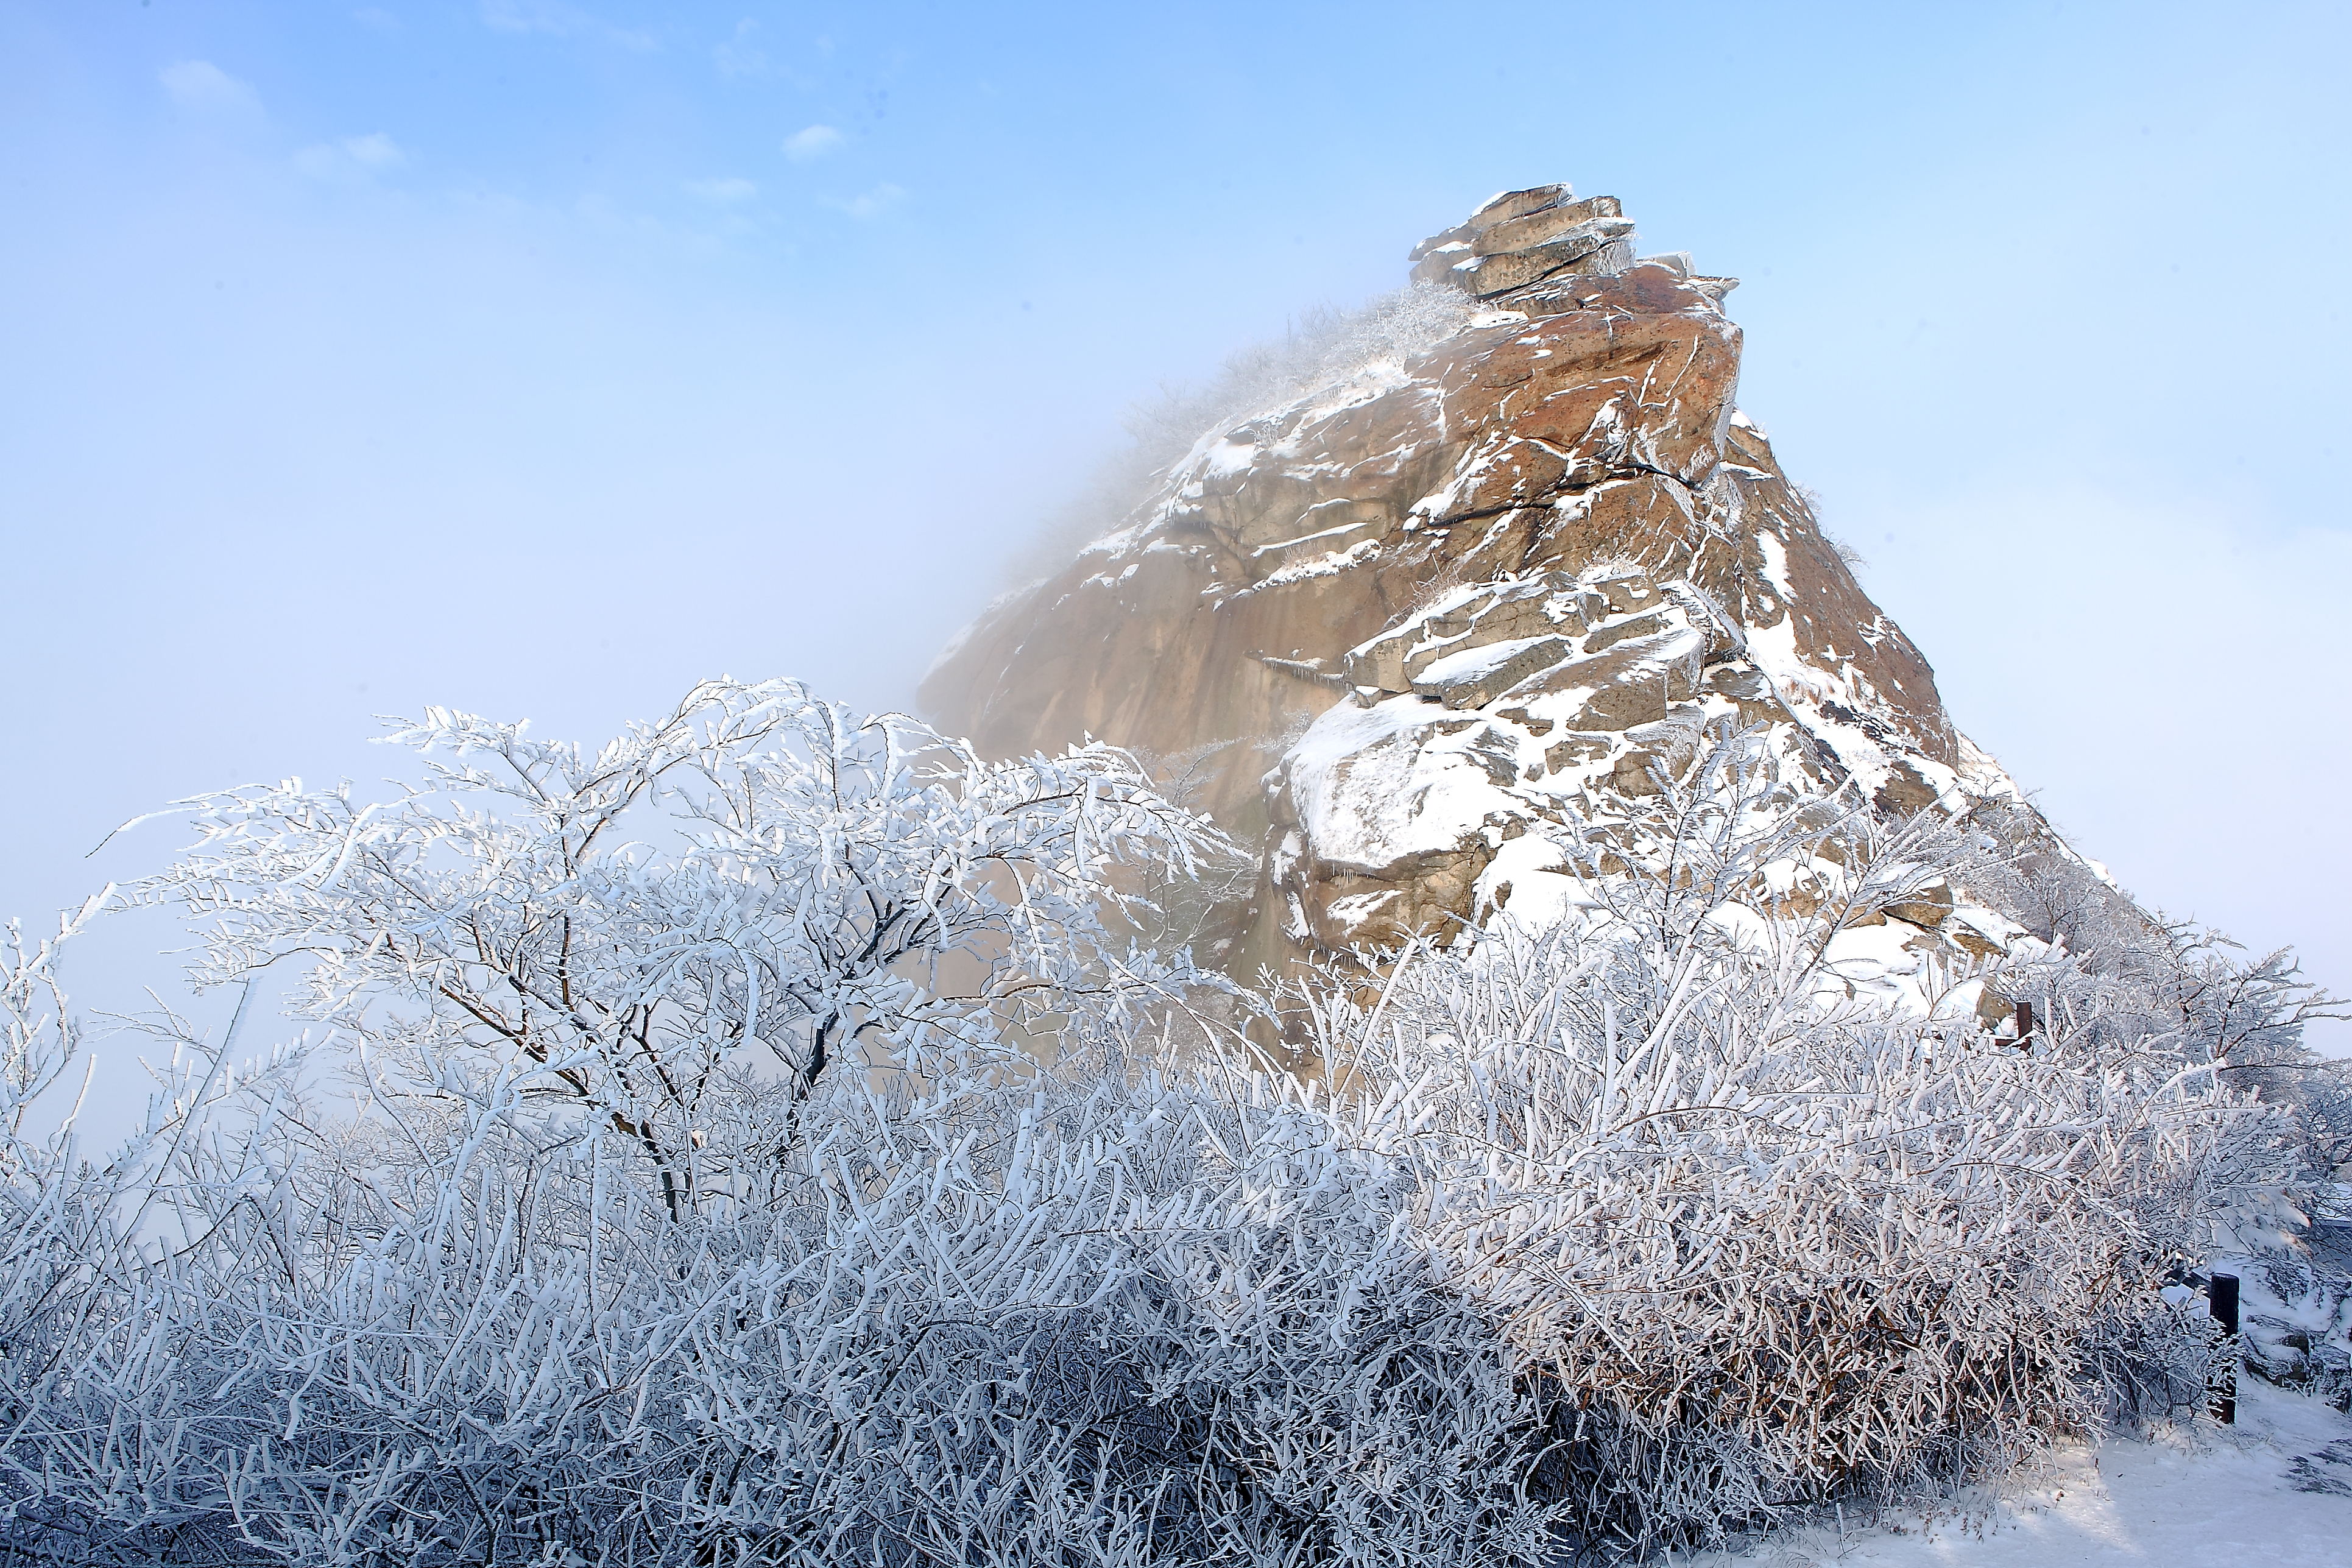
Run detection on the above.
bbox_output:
[922,186,2007,970]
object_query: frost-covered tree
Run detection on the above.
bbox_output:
[0,693,2330,1566]
[124,679,1229,1217]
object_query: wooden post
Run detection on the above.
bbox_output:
[2209,1273,2239,1424]
[2014,1000,2035,1043]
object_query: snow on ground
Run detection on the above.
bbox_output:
[1683,1379,2352,1567]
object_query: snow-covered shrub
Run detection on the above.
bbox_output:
[1962,795,2346,1189]
[1293,923,2236,1552]
[1,1026,1559,1565]
[0,701,2319,1564]
[0,684,1556,1566]
[1282,726,2270,1552]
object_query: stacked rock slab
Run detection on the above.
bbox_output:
[922,185,2023,978]
[1408,183,1648,297]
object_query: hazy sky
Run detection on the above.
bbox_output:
[4,1,2347,1054]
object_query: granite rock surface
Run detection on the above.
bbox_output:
[922,185,2035,978]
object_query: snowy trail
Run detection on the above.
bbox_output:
[1687,1380,2351,1567]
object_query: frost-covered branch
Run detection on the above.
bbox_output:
[0,681,2322,1565]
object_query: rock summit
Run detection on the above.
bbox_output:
[922,185,2047,989]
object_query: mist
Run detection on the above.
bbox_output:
[3,0,2347,1079]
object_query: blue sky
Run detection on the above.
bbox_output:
[3,1,2347,1053]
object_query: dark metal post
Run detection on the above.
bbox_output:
[2209,1273,2239,1424]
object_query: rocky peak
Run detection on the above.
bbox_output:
[922,184,2041,987]
[1407,183,1736,304]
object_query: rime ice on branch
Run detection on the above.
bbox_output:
[3,694,2333,1564]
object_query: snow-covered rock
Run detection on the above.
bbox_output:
[923,184,2053,972]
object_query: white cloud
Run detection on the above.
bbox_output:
[479,0,653,50]
[159,60,262,118]
[714,18,769,78]
[294,134,409,180]
[343,133,406,169]
[685,176,757,204]
[782,124,844,163]
[827,182,904,221]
